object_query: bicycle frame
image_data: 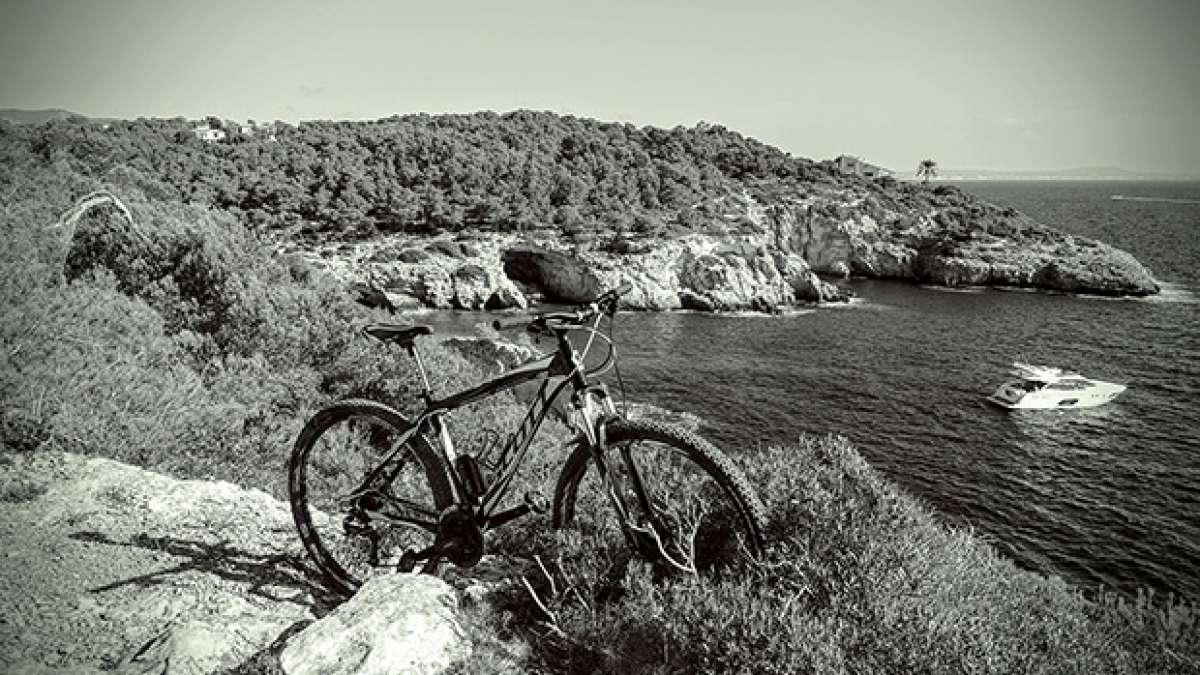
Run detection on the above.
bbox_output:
[379,322,617,528]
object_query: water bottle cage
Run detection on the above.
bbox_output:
[475,428,507,473]
[454,454,487,500]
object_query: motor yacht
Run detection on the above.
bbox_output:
[986,362,1126,409]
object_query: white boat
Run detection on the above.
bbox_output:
[986,362,1127,409]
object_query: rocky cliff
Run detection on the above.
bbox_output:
[774,182,1160,296]
[296,182,1158,313]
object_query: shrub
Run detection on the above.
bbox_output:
[1,171,538,495]
[456,436,1200,674]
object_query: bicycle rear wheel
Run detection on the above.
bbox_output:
[289,399,452,596]
[553,419,767,574]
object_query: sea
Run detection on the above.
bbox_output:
[430,181,1200,600]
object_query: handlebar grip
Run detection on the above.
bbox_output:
[492,317,530,331]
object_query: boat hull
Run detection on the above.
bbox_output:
[986,381,1127,409]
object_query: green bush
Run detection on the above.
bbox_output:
[458,436,1200,674]
[0,166,540,494]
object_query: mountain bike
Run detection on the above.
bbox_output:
[288,283,767,597]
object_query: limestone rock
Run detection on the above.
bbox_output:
[786,188,1158,296]
[486,283,528,310]
[451,264,491,309]
[118,611,298,675]
[301,179,1158,312]
[7,662,105,675]
[417,267,455,309]
[678,289,715,312]
[279,575,468,675]
[502,246,600,303]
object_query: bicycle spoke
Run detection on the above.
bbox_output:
[367,494,441,533]
[291,403,449,595]
[620,443,657,524]
[555,420,766,577]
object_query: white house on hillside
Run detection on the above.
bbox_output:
[192,125,226,142]
[835,155,893,178]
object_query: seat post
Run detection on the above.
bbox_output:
[405,342,434,401]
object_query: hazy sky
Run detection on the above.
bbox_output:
[2,0,1198,173]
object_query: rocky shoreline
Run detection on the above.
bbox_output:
[292,183,1159,313]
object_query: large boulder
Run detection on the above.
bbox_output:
[502,246,600,303]
[279,575,468,675]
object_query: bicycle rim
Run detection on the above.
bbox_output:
[290,401,449,595]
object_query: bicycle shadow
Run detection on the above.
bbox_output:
[68,530,342,616]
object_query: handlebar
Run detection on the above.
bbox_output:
[492,282,632,334]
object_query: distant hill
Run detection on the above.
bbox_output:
[902,166,1198,181]
[0,108,87,125]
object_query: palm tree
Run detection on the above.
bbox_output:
[916,159,939,184]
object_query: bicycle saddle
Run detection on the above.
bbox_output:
[363,323,433,347]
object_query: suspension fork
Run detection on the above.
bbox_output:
[574,386,642,539]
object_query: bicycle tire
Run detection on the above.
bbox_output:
[289,399,452,596]
[552,418,767,572]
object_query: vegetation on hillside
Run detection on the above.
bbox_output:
[0,155,540,489]
[2,129,1195,673]
[3,111,874,242]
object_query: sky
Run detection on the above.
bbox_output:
[2,0,1198,174]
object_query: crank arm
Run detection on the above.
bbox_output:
[397,537,471,574]
[480,492,548,530]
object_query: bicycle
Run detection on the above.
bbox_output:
[289,283,768,597]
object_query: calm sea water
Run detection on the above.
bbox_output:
[430,181,1200,599]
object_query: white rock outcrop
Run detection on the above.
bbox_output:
[280,574,469,675]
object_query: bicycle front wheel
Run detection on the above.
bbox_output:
[289,399,452,597]
[553,419,767,574]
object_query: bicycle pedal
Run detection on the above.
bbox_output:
[343,515,371,536]
[524,491,547,514]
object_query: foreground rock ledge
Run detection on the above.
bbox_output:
[0,452,472,675]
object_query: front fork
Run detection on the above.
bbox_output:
[571,386,642,542]
[573,387,692,572]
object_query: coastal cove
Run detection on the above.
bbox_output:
[421,180,1200,600]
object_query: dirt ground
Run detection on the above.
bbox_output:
[0,450,339,672]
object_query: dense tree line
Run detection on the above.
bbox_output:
[1,111,845,240]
